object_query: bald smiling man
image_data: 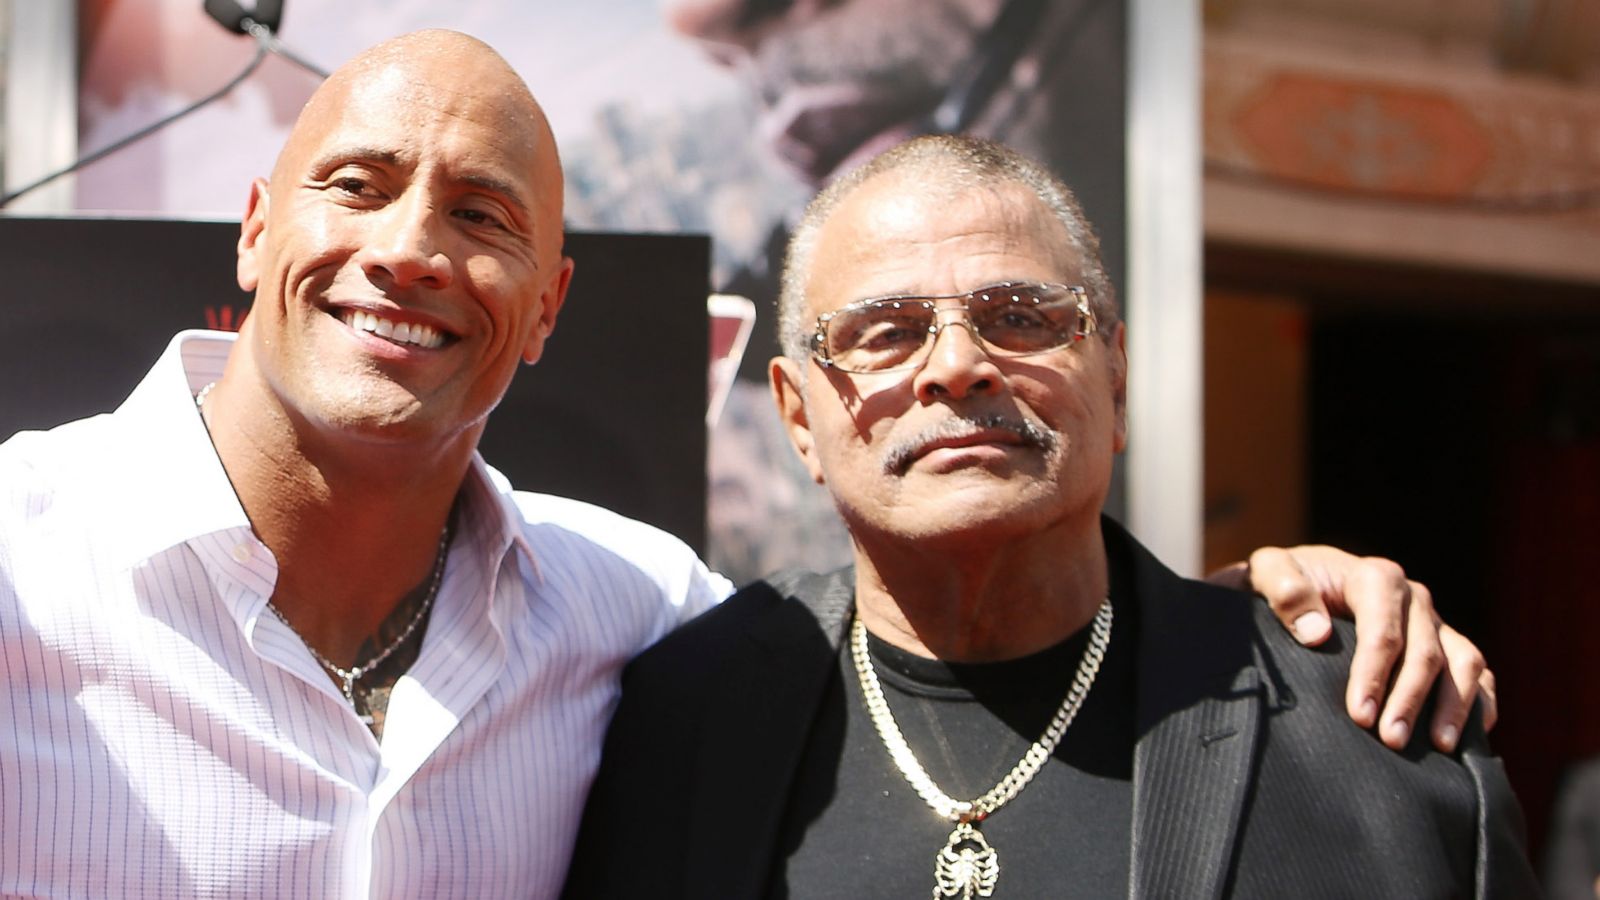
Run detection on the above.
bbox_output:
[1,29,1498,899]
[1,31,726,897]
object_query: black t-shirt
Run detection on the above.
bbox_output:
[769,588,1138,899]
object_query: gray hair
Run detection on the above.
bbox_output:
[777,134,1118,361]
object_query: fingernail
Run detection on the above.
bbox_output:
[1292,612,1330,643]
[1384,718,1410,746]
[1437,724,1458,751]
[1357,698,1377,725]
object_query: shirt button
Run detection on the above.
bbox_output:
[230,542,253,564]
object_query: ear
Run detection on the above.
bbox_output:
[770,355,826,485]
[521,256,576,365]
[1107,321,1129,453]
[236,178,270,292]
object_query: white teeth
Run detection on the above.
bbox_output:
[340,310,446,349]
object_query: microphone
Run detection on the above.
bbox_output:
[204,0,283,33]
[0,0,325,210]
[203,0,324,78]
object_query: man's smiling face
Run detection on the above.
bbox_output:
[234,32,572,449]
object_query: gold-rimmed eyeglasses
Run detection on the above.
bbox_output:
[810,282,1096,374]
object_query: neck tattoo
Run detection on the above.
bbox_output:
[262,524,450,724]
[851,600,1113,900]
[195,380,452,728]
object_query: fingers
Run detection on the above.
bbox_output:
[1234,545,1488,754]
[1425,623,1488,752]
[1245,546,1333,646]
[1340,558,1411,734]
[1478,665,1498,732]
[1203,560,1250,592]
[1375,579,1448,750]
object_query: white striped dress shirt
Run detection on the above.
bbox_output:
[0,331,733,898]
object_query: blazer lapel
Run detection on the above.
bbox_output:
[684,569,855,899]
[1120,528,1265,900]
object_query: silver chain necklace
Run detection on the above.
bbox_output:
[850,599,1113,900]
[260,525,449,720]
[197,381,451,722]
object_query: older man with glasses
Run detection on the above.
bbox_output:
[563,134,1537,899]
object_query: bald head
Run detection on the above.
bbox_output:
[272,29,564,251]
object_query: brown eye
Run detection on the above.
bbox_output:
[826,303,933,370]
[452,208,505,230]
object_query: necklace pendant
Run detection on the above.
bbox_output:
[340,669,361,706]
[932,821,998,899]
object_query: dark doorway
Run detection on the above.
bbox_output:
[1211,242,1600,862]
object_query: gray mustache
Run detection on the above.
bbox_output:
[882,415,1058,474]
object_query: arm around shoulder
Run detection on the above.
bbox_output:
[1239,607,1539,898]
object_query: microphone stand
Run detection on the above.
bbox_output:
[0,17,326,209]
[240,17,327,80]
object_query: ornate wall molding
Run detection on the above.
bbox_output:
[1205,31,1600,285]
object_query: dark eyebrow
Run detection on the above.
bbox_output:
[307,146,403,175]
[307,146,533,219]
[458,173,532,220]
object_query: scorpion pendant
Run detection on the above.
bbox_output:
[932,821,999,899]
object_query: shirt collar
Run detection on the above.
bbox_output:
[458,455,542,589]
[105,330,250,571]
[103,331,540,589]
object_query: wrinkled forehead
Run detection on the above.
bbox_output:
[807,176,1083,313]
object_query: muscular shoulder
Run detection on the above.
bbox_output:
[0,415,115,494]
[510,490,701,568]
[0,419,126,609]
[502,487,726,587]
[493,487,734,650]
[0,417,117,543]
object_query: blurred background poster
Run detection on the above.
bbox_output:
[66,0,1129,586]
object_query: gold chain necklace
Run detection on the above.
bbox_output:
[196,381,450,724]
[850,599,1113,900]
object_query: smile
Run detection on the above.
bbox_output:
[340,309,447,350]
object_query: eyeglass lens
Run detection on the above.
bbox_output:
[821,284,1087,372]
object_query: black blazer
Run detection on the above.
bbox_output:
[1544,756,1600,899]
[564,522,1538,899]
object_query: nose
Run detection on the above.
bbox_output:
[356,190,453,290]
[910,306,1005,402]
